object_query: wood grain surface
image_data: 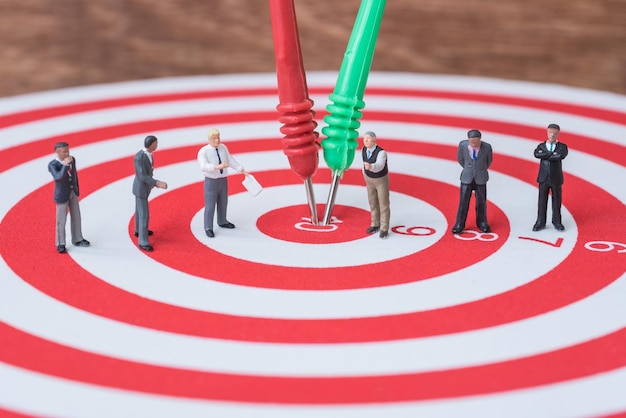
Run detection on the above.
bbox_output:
[0,0,624,97]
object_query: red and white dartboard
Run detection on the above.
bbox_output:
[1,72,625,417]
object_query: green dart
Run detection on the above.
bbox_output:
[321,0,386,225]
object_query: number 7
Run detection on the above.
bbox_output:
[519,236,564,248]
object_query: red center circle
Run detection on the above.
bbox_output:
[256,204,371,244]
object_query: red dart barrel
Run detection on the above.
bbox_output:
[270,0,319,180]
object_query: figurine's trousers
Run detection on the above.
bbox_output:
[364,173,390,232]
[455,181,488,228]
[536,181,562,225]
[135,196,151,246]
[203,177,229,231]
[55,191,84,246]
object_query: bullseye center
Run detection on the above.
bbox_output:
[256,204,371,244]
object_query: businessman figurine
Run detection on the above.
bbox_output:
[533,123,568,231]
[197,128,248,238]
[452,129,493,234]
[48,142,90,253]
[132,135,168,252]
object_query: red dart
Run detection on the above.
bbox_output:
[270,0,320,224]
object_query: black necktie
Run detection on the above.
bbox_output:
[216,148,223,174]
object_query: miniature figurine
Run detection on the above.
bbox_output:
[533,123,568,231]
[132,135,167,252]
[48,142,90,253]
[452,129,493,234]
[361,131,390,239]
[197,128,249,238]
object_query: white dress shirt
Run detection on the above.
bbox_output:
[143,148,153,165]
[467,144,479,159]
[545,140,558,152]
[197,143,243,179]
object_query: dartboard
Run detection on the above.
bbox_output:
[1,72,625,417]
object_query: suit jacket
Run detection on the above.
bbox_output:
[132,150,157,198]
[457,140,493,185]
[534,142,568,185]
[48,157,79,203]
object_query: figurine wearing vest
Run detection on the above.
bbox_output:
[361,131,390,239]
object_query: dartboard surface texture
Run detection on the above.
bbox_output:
[1,72,625,418]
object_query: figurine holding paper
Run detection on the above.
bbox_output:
[197,128,251,238]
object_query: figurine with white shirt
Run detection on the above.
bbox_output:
[197,128,249,238]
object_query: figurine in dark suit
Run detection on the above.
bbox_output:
[48,142,90,253]
[452,129,493,234]
[132,135,168,252]
[533,123,568,231]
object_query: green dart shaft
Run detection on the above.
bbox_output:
[321,0,385,224]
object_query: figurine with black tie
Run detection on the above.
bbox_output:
[197,128,249,238]
[532,123,568,231]
[451,129,493,234]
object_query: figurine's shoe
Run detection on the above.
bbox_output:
[74,239,90,247]
[206,229,215,238]
[219,222,235,229]
[532,223,545,231]
[478,224,491,233]
[139,244,153,252]
[553,223,565,231]
[366,226,380,234]
[379,230,389,239]
[57,245,66,254]
[451,224,464,234]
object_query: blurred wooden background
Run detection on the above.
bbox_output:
[0,0,624,97]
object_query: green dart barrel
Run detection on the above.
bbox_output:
[321,0,386,173]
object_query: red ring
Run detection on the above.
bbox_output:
[2,90,625,172]
[2,321,625,403]
[142,165,507,289]
[3,86,624,127]
[1,140,624,344]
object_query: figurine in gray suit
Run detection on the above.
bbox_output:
[48,142,90,253]
[452,129,493,234]
[132,135,168,252]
